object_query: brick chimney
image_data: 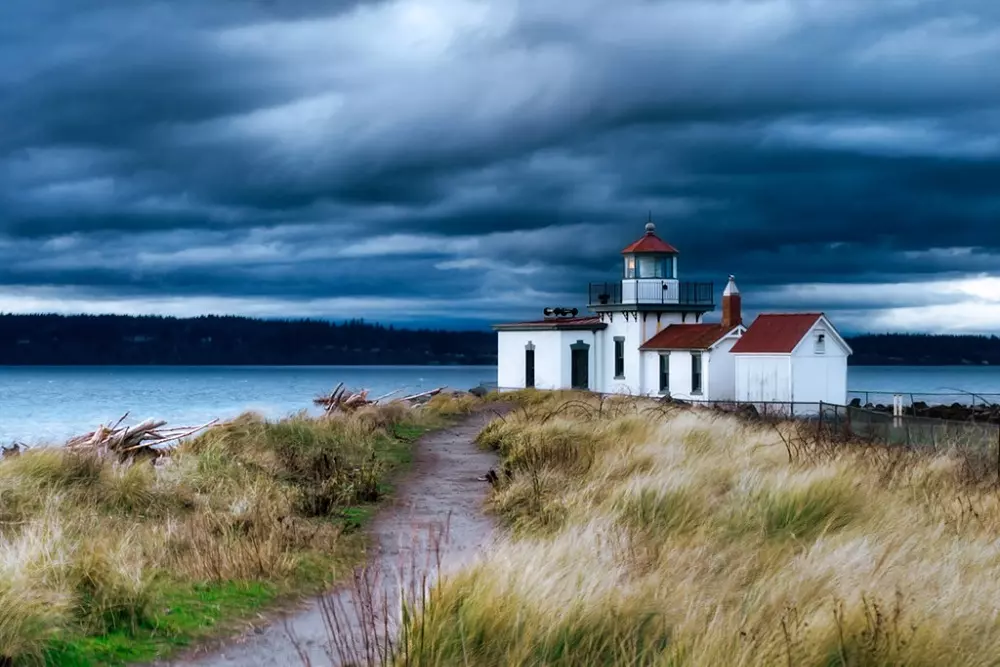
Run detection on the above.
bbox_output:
[722,275,741,329]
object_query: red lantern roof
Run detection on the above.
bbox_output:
[621,222,679,254]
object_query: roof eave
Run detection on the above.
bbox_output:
[493,323,608,332]
[620,247,680,255]
[706,325,745,350]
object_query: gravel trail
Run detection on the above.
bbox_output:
[151,409,501,667]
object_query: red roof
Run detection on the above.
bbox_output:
[621,231,679,255]
[640,323,735,351]
[493,316,606,332]
[730,313,824,354]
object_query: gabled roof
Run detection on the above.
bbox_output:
[640,323,740,351]
[492,316,606,332]
[729,313,825,354]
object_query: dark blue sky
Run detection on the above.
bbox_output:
[2,0,1000,333]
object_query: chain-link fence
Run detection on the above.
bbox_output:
[705,399,1000,483]
[848,390,1000,409]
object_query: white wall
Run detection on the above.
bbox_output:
[600,315,644,395]
[735,356,792,403]
[790,322,849,405]
[641,351,661,396]
[639,349,711,401]
[598,312,688,395]
[496,330,563,390]
[708,337,739,401]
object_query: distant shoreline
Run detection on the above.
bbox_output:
[0,361,995,368]
[2,314,998,367]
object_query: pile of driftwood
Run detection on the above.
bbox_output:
[64,412,217,459]
[314,383,446,415]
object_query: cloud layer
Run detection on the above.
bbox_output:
[3,0,1000,332]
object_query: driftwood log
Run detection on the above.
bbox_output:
[313,383,372,415]
[313,384,447,415]
[64,412,217,460]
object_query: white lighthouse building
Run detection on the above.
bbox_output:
[493,219,851,405]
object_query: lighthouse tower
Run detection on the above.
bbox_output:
[586,218,716,393]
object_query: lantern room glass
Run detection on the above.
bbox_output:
[624,255,674,279]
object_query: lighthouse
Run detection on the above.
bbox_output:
[586,219,716,393]
[491,215,850,406]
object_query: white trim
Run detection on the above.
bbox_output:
[707,325,745,351]
[790,315,852,356]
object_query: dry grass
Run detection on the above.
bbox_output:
[423,393,480,417]
[0,404,441,664]
[393,391,1000,666]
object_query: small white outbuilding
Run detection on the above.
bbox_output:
[730,313,852,407]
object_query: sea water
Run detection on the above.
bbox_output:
[0,365,496,445]
[2,365,1000,444]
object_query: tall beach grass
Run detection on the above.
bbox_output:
[391,390,1000,666]
[0,402,449,665]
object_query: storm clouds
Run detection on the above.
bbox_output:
[2,0,1000,332]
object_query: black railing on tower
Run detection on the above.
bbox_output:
[588,281,715,307]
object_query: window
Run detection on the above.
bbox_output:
[614,337,625,379]
[525,344,535,388]
[659,353,670,393]
[691,353,703,394]
[638,256,657,278]
[815,332,826,355]
[624,256,636,278]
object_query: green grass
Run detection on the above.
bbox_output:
[43,581,278,666]
[0,401,467,667]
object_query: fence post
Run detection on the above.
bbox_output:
[817,401,824,444]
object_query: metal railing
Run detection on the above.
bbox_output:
[588,281,714,307]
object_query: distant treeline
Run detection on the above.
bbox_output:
[0,314,497,365]
[0,315,995,366]
[847,333,1000,366]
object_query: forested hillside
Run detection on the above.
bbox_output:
[848,333,1000,366]
[0,314,496,365]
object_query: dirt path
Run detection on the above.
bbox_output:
[156,410,501,667]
